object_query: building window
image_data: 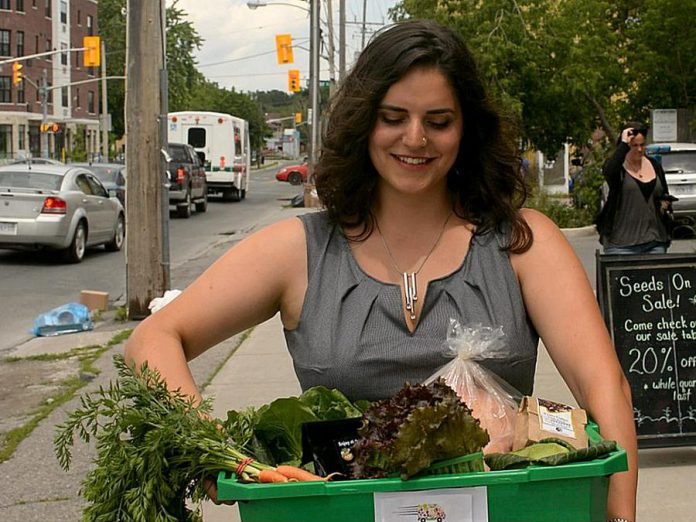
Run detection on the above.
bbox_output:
[16,0,24,12]
[60,0,66,23]
[45,38,51,53]
[17,81,24,103]
[16,31,24,56]
[34,34,39,53]
[61,86,67,106]
[0,125,12,159]
[0,76,11,102]
[87,90,94,113]
[87,15,94,36]
[0,30,9,56]
[18,124,25,150]
[44,0,50,17]
[47,81,52,103]
[0,0,11,10]
[75,87,80,108]
[61,42,67,65]
[77,9,80,25]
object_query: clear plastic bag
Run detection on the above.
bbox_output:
[32,303,93,337]
[424,319,521,454]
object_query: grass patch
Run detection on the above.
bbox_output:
[0,329,132,464]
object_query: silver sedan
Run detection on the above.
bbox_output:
[0,164,125,263]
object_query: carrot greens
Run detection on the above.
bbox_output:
[53,355,274,521]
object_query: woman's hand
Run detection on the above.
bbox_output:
[204,475,237,506]
[621,127,634,144]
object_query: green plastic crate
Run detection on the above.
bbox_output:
[217,423,627,522]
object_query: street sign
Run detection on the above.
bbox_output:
[652,109,678,142]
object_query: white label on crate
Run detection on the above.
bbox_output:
[373,486,488,522]
[537,398,576,438]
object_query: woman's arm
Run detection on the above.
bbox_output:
[123,217,308,402]
[512,209,638,521]
[603,141,630,185]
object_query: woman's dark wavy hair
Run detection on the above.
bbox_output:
[315,19,531,252]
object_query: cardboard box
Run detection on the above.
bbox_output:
[80,290,109,311]
[513,396,588,450]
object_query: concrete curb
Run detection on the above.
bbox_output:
[561,224,597,238]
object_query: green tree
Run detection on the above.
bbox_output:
[389,0,695,154]
[99,0,203,138]
[188,81,270,151]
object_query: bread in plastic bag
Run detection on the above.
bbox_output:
[424,319,521,454]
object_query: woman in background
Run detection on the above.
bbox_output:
[597,122,674,254]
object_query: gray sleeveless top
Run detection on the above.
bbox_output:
[284,211,539,402]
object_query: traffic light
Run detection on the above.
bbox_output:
[288,69,301,93]
[275,34,294,65]
[12,62,23,86]
[295,112,302,124]
[40,123,62,133]
[83,35,101,67]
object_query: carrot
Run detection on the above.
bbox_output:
[275,465,324,482]
[258,469,289,483]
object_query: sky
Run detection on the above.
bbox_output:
[171,0,400,94]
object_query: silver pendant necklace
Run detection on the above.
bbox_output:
[375,212,453,321]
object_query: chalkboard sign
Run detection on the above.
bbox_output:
[597,252,696,448]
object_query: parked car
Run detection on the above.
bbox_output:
[166,142,208,218]
[647,143,696,220]
[69,162,127,207]
[275,161,308,185]
[0,164,125,263]
[11,157,64,165]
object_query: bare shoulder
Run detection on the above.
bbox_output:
[512,208,578,272]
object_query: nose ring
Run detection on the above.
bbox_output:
[422,136,427,146]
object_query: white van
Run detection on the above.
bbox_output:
[168,111,250,201]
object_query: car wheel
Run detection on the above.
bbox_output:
[177,190,192,218]
[195,192,208,213]
[105,214,125,251]
[288,171,302,185]
[63,221,87,263]
[241,189,246,200]
[223,188,241,202]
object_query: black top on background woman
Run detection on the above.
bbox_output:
[597,123,674,254]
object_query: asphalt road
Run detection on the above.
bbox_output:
[0,162,301,353]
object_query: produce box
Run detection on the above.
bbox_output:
[217,423,627,522]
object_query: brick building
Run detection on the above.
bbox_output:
[0,0,100,161]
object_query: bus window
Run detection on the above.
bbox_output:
[188,127,206,148]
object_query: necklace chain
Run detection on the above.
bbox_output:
[375,212,453,321]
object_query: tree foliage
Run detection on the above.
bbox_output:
[389,0,695,155]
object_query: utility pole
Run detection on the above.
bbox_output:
[339,0,345,81]
[361,0,367,49]
[40,70,48,159]
[100,39,109,161]
[309,0,321,179]
[125,0,170,319]
[326,0,336,94]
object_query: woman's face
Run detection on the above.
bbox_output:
[627,131,647,160]
[368,66,463,197]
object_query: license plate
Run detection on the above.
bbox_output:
[0,221,17,235]
[672,184,696,195]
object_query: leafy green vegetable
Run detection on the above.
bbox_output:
[54,355,274,522]
[484,438,618,470]
[351,380,490,480]
[225,385,364,467]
